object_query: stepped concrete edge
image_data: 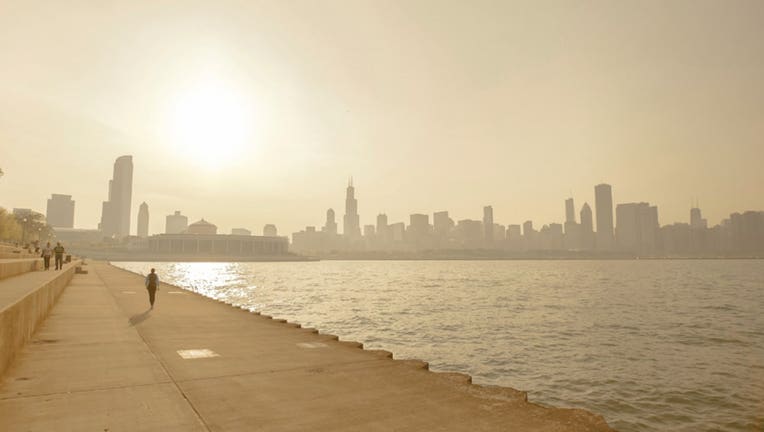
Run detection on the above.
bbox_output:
[0,259,43,281]
[108,262,613,429]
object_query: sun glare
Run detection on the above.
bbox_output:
[165,79,253,170]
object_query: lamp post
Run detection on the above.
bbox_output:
[21,217,28,244]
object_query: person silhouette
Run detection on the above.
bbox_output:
[41,242,52,270]
[53,242,65,270]
[144,268,160,309]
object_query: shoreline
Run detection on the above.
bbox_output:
[109,262,615,430]
[70,246,763,262]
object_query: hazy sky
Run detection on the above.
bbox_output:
[1,0,763,236]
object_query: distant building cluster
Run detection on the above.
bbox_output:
[25,157,764,257]
[150,216,287,256]
[291,180,764,257]
[39,156,285,256]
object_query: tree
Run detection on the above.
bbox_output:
[13,211,53,244]
[0,208,22,242]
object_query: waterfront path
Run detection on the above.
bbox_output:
[0,262,613,431]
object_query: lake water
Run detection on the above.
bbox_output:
[113,260,764,431]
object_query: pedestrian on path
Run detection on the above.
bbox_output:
[145,268,159,309]
[53,242,65,270]
[41,242,52,270]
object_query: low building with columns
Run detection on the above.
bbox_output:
[148,233,288,256]
[148,219,288,257]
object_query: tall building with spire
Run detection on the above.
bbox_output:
[343,178,361,238]
[594,183,614,250]
[99,155,133,238]
[137,202,149,238]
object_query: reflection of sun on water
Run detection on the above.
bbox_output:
[163,77,254,170]
[168,263,252,302]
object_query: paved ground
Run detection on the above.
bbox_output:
[0,262,613,431]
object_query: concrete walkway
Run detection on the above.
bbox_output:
[0,262,613,431]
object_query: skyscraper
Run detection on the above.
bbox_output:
[523,220,536,250]
[343,178,361,238]
[615,202,659,255]
[46,194,75,228]
[594,183,614,250]
[165,211,188,234]
[323,208,338,235]
[483,206,494,244]
[563,197,579,249]
[580,202,595,250]
[137,202,149,238]
[689,206,708,252]
[376,213,388,233]
[433,211,454,236]
[99,155,133,238]
[690,207,707,229]
[376,213,389,244]
[407,214,431,249]
[507,225,522,241]
[565,198,576,224]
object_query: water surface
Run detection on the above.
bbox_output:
[113,260,764,432]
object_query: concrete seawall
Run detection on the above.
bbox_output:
[0,262,614,431]
[0,262,78,376]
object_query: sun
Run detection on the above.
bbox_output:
[164,78,253,170]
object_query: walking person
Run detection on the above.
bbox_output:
[53,242,65,270]
[41,242,52,270]
[145,268,159,309]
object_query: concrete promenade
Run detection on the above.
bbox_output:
[0,262,613,431]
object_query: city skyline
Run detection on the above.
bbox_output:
[5,164,764,244]
[1,1,763,236]
[293,179,764,256]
